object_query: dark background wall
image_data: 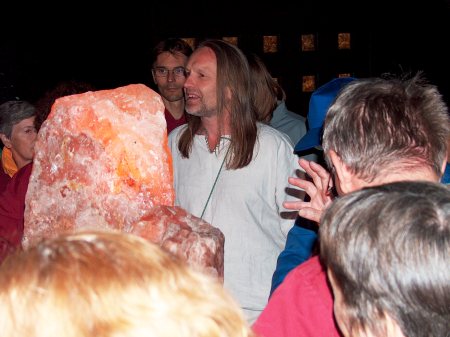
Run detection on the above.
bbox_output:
[1,0,449,116]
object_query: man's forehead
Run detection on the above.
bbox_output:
[155,51,187,66]
[187,47,216,69]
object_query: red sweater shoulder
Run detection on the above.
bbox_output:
[0,162,33,263]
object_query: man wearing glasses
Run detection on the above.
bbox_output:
[151,38,193,134]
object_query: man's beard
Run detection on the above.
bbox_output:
[185,100,216,117]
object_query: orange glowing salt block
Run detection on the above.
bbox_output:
[23,84,225,279]
[24,84,174,237]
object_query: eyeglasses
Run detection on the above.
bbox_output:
[152,66,186,78]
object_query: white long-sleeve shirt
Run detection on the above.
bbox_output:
[168,122,301,323]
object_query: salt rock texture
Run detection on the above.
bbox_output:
[23,84,224,279]
[132,205,224,279]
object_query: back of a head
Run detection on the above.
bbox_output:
[322,73,450,181]
[320,181,450,337]
[0,100,35,137]
[0,230,254,337]
[34,80,96,131]
[247,53,284,123]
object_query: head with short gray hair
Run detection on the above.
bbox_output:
[0,100,36,138]
[320,181,450,337]
[322,74,449,182]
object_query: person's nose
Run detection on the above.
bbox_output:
[184,74,193,89]
[167,70,176,82]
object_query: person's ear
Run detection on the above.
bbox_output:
[329,150,354,194]
[440,156,447,178]
[381,312,406,337]
[0,133,12,149]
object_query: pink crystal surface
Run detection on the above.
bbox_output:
[23,84,224,278]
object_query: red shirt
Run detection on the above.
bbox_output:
[252,256,342,337]
[165,108,187,134]
[0,162,32,263]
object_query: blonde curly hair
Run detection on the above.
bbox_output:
[0,230,255,337]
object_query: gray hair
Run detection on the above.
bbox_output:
[0,100,36,138]
[322,73,449,181]
[320,181,450,337]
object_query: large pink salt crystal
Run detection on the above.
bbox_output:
[23,84,224,278]
[132,205,224,279]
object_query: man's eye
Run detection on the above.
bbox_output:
[174,67,185,76]
[156,69,168,75]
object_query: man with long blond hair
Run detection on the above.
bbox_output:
[169,39,300,323]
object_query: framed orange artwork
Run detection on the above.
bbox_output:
[302,75,316,92]
[223,36,238,45]
[338,33,351,50]
[263,36,278,53]
[301,34,316,51]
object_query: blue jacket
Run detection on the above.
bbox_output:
[441,163,450,184]
[270,217,318,296]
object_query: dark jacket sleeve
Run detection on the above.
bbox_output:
[270,217,318,296]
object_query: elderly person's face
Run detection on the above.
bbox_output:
[1,116,37,169]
